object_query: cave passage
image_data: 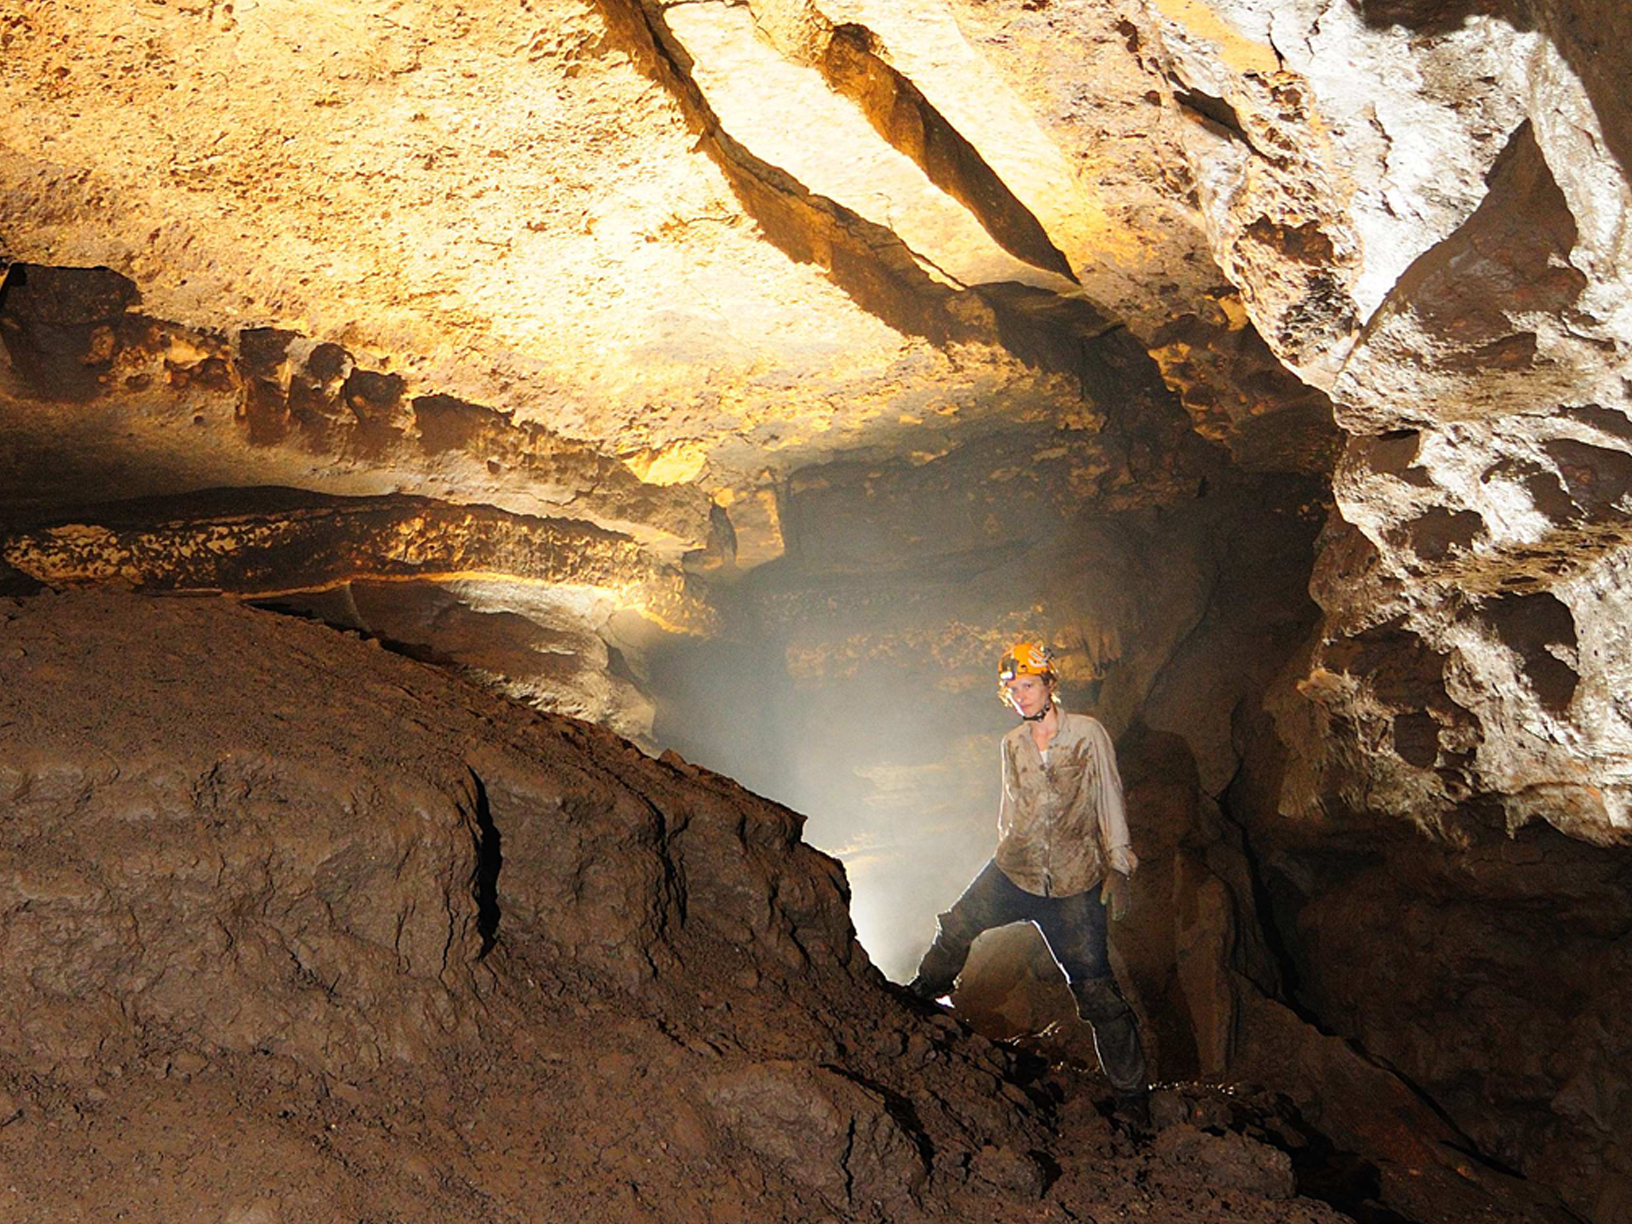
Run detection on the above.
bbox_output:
[5,0,1632,1216]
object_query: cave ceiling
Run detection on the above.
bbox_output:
[3,0,1632,847]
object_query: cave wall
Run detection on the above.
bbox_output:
[1136,0,1632,850]
[1257,821,1632,1220]
[1111,6,1632,1212]
[4,0,1632,1216]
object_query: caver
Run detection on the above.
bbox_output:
[908,639,1149,1127]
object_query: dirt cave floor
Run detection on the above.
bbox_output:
[0,592,1570,1223]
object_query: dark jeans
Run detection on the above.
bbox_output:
[913,859,1148,1094]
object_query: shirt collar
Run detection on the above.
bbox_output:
[1009,700,1069,756]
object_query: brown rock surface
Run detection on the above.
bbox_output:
[0,589,1403,1222]
[1155,1123,1296,1200]
[1250,821,1632,1221]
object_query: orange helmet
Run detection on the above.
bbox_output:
[997,640,1056,704]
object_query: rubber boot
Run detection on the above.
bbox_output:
[904,974,952,1004]
[1070,975,1149,1099]
[908,906,982,1005]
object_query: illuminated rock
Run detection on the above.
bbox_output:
[2,0,1631,1214]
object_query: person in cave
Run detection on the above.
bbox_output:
[906,639,1149,1123]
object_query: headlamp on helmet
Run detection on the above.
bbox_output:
[998,640,1055,684]
[998,640,1058,717]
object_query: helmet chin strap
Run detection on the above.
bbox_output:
[1021,702,1054,723]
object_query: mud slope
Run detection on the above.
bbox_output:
[0,590,1375,1224]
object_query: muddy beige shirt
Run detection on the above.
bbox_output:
[994,709,1138,897]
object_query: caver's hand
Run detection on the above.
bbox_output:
[1100,870,1131,922]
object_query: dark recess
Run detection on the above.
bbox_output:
[468,768,503,957]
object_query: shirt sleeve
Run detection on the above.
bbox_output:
[996,737,1016,839]
[1091,721,1138,876]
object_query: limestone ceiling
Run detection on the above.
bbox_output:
[0,0,1342,513]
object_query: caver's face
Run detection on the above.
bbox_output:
[1004,674,1053,719]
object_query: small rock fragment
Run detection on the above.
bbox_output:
[168,1050,209,1079]
[1150,1088,1188,1130]
[1154,1123,1295,1200]
[224,1202,281,1224]
[971,1143,1050,1199]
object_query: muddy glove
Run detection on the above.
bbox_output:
[1100,870,1131,922]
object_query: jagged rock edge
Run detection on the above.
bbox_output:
[818,21,1079,284]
